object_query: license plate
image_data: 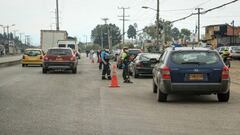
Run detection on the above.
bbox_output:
[189,74,203,80]
[56,58,63,61]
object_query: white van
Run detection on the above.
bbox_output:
[57,40,80,59]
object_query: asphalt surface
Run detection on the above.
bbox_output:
[0,55,240,135]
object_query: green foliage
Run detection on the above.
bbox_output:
[91,24,122,48]
[180,28,191,40]
[127,25,137,39]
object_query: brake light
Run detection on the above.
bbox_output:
[222,66,229,79]
[70,56,76,61]
[161,66,171,79]
[44,56,49,61]
[136,62,144,67]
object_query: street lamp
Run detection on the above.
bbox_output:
[142,0,160,51]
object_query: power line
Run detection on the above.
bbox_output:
[170,0,239,23]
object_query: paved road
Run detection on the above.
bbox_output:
[0,55,240,135]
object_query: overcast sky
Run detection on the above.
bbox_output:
[0,0,239,45]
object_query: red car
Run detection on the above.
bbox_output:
[42,48,78,74]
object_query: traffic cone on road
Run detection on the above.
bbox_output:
[109,64,120,88]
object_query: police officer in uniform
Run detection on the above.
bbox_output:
[101,48,111,80]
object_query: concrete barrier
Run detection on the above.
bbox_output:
[0,59,21,68]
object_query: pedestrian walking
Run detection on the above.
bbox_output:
[121,47,133,83]
[97,49,102,70]
[89,49,95,63]
[101,48,111,80]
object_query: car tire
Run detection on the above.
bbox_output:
[22,64,25,67]
[217,91,230,102]
[42,68,47,74]
[157,87,167,102]
[40,64,43,67]
[133,69,139,78]
[153,79,157,93]
[72,67,77,74]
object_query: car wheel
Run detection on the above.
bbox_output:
[22,64,25,67]
[157,86,167,102]
[153,79,157,93]
[42,68,47,74]
[133,69,139,78]
[72,67,77,74]
[217,91,230,102]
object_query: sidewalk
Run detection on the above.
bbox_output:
[229,60,240,85]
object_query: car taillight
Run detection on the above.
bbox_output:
[70,56,76,61]
[222,66,229,79]
[161,66,171,79]
[136,62,144,67]
[22,55,25,59]
[44,56,49,61]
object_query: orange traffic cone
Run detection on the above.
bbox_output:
[109,64,120,88]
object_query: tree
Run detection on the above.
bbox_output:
[180,28,191,40]
[171,27,180,40]
[127,25,137,40]
[91,24,121,48]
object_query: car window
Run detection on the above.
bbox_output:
[47,49,72,55]
[25,50,41,56]
[68,44,75,50]
[171,51,219,65]
[128,50,141,55]
[159,51,167,63]
[58,44,66,47]
[141,54,160,61]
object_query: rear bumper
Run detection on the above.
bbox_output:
[43,61,77,70]
[160,80,230,94]
[22,60,42,65]
[136,68,153,76]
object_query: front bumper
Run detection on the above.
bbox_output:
[160,80,230,94]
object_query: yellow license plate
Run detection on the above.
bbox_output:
[189,74,204,80]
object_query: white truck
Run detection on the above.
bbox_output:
[57,40,78,52]
[40,30,68,53]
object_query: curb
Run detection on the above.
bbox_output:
[0,60,21,68]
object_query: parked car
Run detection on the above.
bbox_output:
[42,48,78,74]
[129,53,161,78]
[228,46,240,59]
[216,46,229,55]
[22,48,44,67]
[117,48,143,69]
[152,47,230,102]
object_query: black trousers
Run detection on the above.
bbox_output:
[102,63,111,78]
[99,62,103,70]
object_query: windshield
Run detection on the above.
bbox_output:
[68,44,75,50]
[171,51,219,65]
[47,49,72,55]
[58,44,66,48]
[24,50,41,56]
[129,50,141,55]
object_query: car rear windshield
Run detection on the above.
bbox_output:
[141,54,160,61]
[47,49,72,55]
[171,51,219,65]
[25,50,41,56]
[129,50,141,55]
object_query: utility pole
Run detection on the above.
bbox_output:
[56,0,60,31]
[156,0,160,51]
[195,8,203,44]
[118,7,130,45]
[232,20,235,45]
[102,18,112,51]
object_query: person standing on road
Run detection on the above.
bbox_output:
[89,49,95,63]
[97,49,102,70]
[101,48,111,80]
[121,47,132,83]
